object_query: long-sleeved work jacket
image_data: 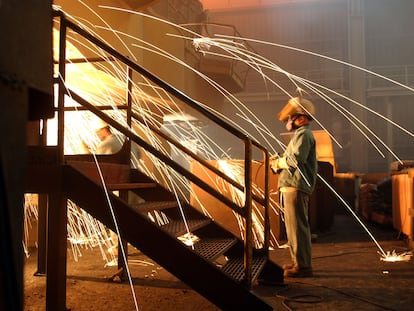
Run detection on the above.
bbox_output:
[277,125,317,194]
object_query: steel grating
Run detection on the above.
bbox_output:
[132,201,178,213]
[192,238,237,261]
[161,218,210,236]
[221,256,267,282]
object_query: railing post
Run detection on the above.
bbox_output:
[244,137,253,288]
[57,16,67,164]
[126,66,133,158]
[263,151,270,253]
[35,119,49,276]
[117,190,129,281]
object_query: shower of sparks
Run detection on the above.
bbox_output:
[164,33,414,258]
[51,14,253,304]
[66,200,117,263]
[23,194,117,263]
[380,250,413,262]
[23,194,39,257]
[25,4,414,300]
[94,6,406,250]
[184,34,414,164]
[177,232,200,247]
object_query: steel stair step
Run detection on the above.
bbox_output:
[221,256,268,283]
[161,218,211,237]
[67,161,131,184]
[131,201,178,213]
[191,238,237,261]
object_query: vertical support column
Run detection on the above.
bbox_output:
[57,17,67,164]
[46,15,68,311]
[348,0,368,172]
[243,138,253,289]
[46,177,68,311]
[126,67,133,128]
[36,94,50,276]
[34,194,48,276]
[263,151,270,253]
[125,66,133,163]
[117,190,129,282]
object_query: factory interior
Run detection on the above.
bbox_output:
[1,0,414,310]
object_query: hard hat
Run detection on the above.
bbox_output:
[91,117,109,132]
[277,97,315,122]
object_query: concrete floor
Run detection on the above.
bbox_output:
[257,213,414,311]
[24,213,413,311]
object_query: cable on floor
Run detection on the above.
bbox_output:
[275,293,323,311]
[278,280,399,311]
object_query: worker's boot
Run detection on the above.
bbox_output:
[284,266,313,278]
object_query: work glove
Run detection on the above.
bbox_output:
[270,158,280,174]
[270,156,289,174]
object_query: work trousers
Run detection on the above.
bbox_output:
[281,190,312,269]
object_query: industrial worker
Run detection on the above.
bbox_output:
[270,97,317,278]
[91,118,142,163]
[93,119,124,154]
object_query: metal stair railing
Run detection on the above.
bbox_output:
[53,8,271,289]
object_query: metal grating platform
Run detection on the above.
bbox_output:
[132,201,178,213]
[192,238,237,261]
[221,256,267,283]
[161,218,211,236]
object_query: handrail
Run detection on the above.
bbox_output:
[61,83,268,210]
[67,89,245,215]
[53,8,271,287]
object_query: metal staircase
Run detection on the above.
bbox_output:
[26,9,284,310]
[63,160,281,310]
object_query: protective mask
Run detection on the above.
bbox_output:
[285,117,295,132]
